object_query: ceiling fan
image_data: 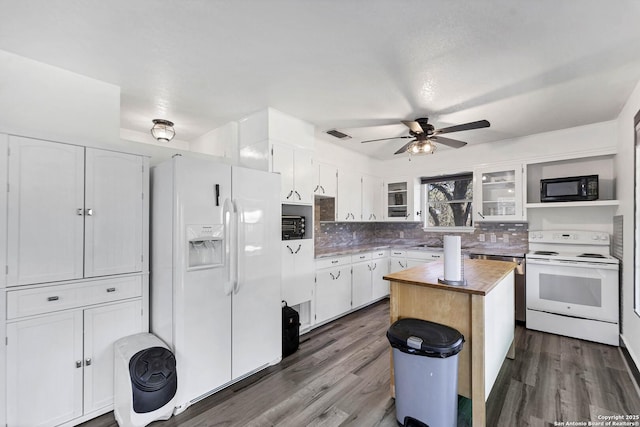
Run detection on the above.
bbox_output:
[361,117,490,155]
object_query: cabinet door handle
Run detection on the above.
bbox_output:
[294,244,302,254]
[286,245,294,254]
[345,213,350,220]
[85,208,93,216]
[320,185,325,194]
[335,271,341,280]
[286,190,294,199]
[294,190,301,200]
[106,287,116,293]
[330,272,335,280]
[76,360,82,368]
[76,208,84,216]
[331,260,339,264]
[372,263,377,270]
[404,213,409,219]
[47,296,59,302]
[85,358,92,366]
[477,211,485,219]
[314,185,319,193]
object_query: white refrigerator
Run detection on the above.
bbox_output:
[150,155,281,414]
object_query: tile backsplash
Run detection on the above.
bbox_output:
[314,199,528,254]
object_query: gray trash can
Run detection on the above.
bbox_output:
[387,318,464,427]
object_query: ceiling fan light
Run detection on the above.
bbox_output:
[151,119,175,142]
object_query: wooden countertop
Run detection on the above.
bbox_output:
[383,258,516,296]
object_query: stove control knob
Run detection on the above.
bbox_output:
[592,235,599,240]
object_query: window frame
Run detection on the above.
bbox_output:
[420,172,475,232]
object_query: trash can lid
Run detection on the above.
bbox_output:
[386,318,464,358]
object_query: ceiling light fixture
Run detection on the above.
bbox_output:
[407,139,436,155]
[150,119,175,142]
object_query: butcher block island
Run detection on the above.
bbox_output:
[384,258,517,427]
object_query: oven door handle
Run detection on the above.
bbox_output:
[526,258,619,270]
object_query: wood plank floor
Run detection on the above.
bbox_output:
[83,300,640,427]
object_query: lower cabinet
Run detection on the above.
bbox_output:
[281,240,315,306]
[6,282,144,427]
[390,250,408,274]
[371,250,390,300]
[406,250,443,268]
[315,256,351,324]
[314,250,390,326]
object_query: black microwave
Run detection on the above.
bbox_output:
[540,175,599,202]
[282,215,306,240]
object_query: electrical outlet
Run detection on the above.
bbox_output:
[490,233,497,243]
[400,231,405,238]
[352,231,357,239]
[478,233,485,242]
[503,233,510,244]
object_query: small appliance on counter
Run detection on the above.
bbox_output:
[282,215,306,240]
[540,174,598,202]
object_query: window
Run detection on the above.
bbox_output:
[421,173,473,229]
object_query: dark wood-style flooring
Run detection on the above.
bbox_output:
[83,300,640,426]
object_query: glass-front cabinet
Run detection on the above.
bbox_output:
[473,164,526,222]
[385,178,420,221]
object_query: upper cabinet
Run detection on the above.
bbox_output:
[271,143,314,205]
[337,169,362,221]
[314,162,337,198]
[238,108,315,206]
[473,164,526,222]
[6,136,147,286]
[362,175,383,221]
[384,178,419,221]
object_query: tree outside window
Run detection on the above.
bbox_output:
[422,173,473,228]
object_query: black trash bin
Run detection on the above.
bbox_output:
[282,301,300,357]
[387,318,464,427]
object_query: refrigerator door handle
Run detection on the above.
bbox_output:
[232,199,241,294]
[223,198,235,295]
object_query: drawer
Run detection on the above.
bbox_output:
[351,253,372,263]
[406,250,443,261]
[315,256,350,270]
[372,249,389,259]
[390,250,406,257]
[7,276,143,319]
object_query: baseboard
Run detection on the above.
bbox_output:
[620,334,640,390]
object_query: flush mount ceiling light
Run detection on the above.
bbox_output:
[150,119,175,142]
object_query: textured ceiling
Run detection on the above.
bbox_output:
[1,1,640,159]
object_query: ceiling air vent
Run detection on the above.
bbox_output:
[326,129,352,139]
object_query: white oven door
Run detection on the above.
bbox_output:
[526,259,618,323]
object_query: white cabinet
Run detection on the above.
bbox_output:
[406,250,443,268]
[371,250,390,300]
[385,178,419,221]
[314,162,337,198]
[6,137,145,286]
[473,163,526,222]
[281,240,315,306]
[351,253,373,308]
[389,250,408,273]
[337,169,362,221]
[6,299,143,427]
[362,175,383,221]
[271,143,314,205]
[315,257,351,324]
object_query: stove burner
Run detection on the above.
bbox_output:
[534,251,559,256]
[577,253,606,258]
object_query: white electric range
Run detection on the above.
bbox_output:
[526,230,620,346]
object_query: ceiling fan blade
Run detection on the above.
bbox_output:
[435,120,490,135]
[401,120,424,134]
[432,136,467,149]
[361,136,412,144]
[394,140,414,155]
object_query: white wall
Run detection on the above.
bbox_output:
[615,78,640,371]
[0,49,120,146]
